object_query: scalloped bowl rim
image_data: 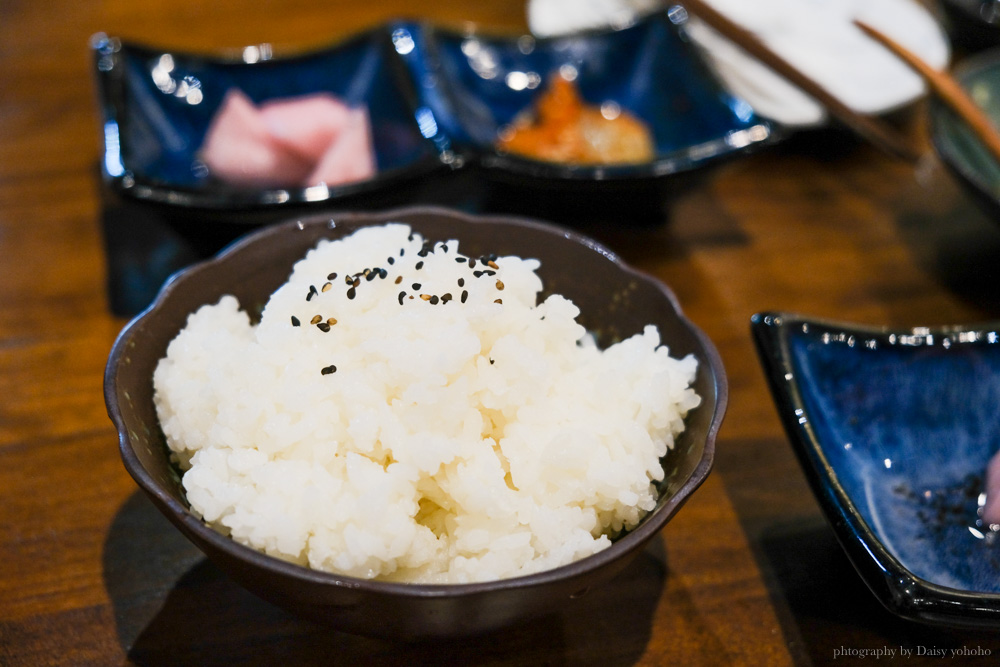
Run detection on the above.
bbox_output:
[105,205,725,604]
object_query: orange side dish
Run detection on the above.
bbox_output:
[496,76,655,165]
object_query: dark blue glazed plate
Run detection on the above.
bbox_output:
[396,10,774,184]
[928,48,1000,223]
[752,312,1000,630]
[92,28,447,209]
[92,10,775,210]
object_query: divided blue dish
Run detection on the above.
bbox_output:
[92,9,775,209]
[752,312,1000,630]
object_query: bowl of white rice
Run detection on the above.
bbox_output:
[105,206,725,639]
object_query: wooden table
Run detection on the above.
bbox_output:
[4,1,1000,664]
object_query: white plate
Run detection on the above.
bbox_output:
[528,0,951,127]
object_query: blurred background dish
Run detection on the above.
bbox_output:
[92,28,447,209]
[105,206,726,639]
[929,46,1000,224]
[93,13,776,316]
[939,0,1000,52]
[528,0,951,127]
[397,13,773,182]
[753,312,1000,630]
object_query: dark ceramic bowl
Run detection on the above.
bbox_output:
[928,47,1000,222]
[104,206,725,639]
[752,312,1000,630]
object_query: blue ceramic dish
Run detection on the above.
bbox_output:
[928,48,1000,223]
[92,9,775,209]
[92,28,447,209]
[752,312,1000,630]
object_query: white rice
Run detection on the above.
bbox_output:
[153,223,700,583]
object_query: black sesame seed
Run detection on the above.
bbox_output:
[347,287,356,300]
[473,270,483,278]
[430,295,439,305]
[455,256,465,263]
[458,277,465,287]
[379,268,388,279]
[344,275,353,285]
[441,244,448,253]
[441,293,452,302]
[398,291,406,305]
[317,322,331,332]
[461,290,468,303]
[388,257,395,265]
[412,283,422,290]
[489,358,495,365]
[415,261,424,270]
[483,270,496,276]
[408,234,414,241]
[400,248,405,256]
[468,258,476,268]
[321,364,337,375]
[366,270,377,282]
[327,272,338,281]
[352,278,360,288]
[291,316,300,326]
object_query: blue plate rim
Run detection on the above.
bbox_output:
[751,310,1000,630]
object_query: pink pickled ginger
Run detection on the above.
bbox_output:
[200,89,376,188]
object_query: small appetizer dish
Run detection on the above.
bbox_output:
[752,312,1000,630]
[92,10,775,207]
[400,9,775,183]
[92,28,447,210]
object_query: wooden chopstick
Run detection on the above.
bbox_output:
[679,0,919,162]
[855,19,1000,165]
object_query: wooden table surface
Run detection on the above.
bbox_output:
[5,1,1000,664]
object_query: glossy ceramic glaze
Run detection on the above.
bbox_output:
[752,312,1000,630]
[92,10,774,209]
[92,29,446,209]
[928,47,1000,222]
[104,206,726,639]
